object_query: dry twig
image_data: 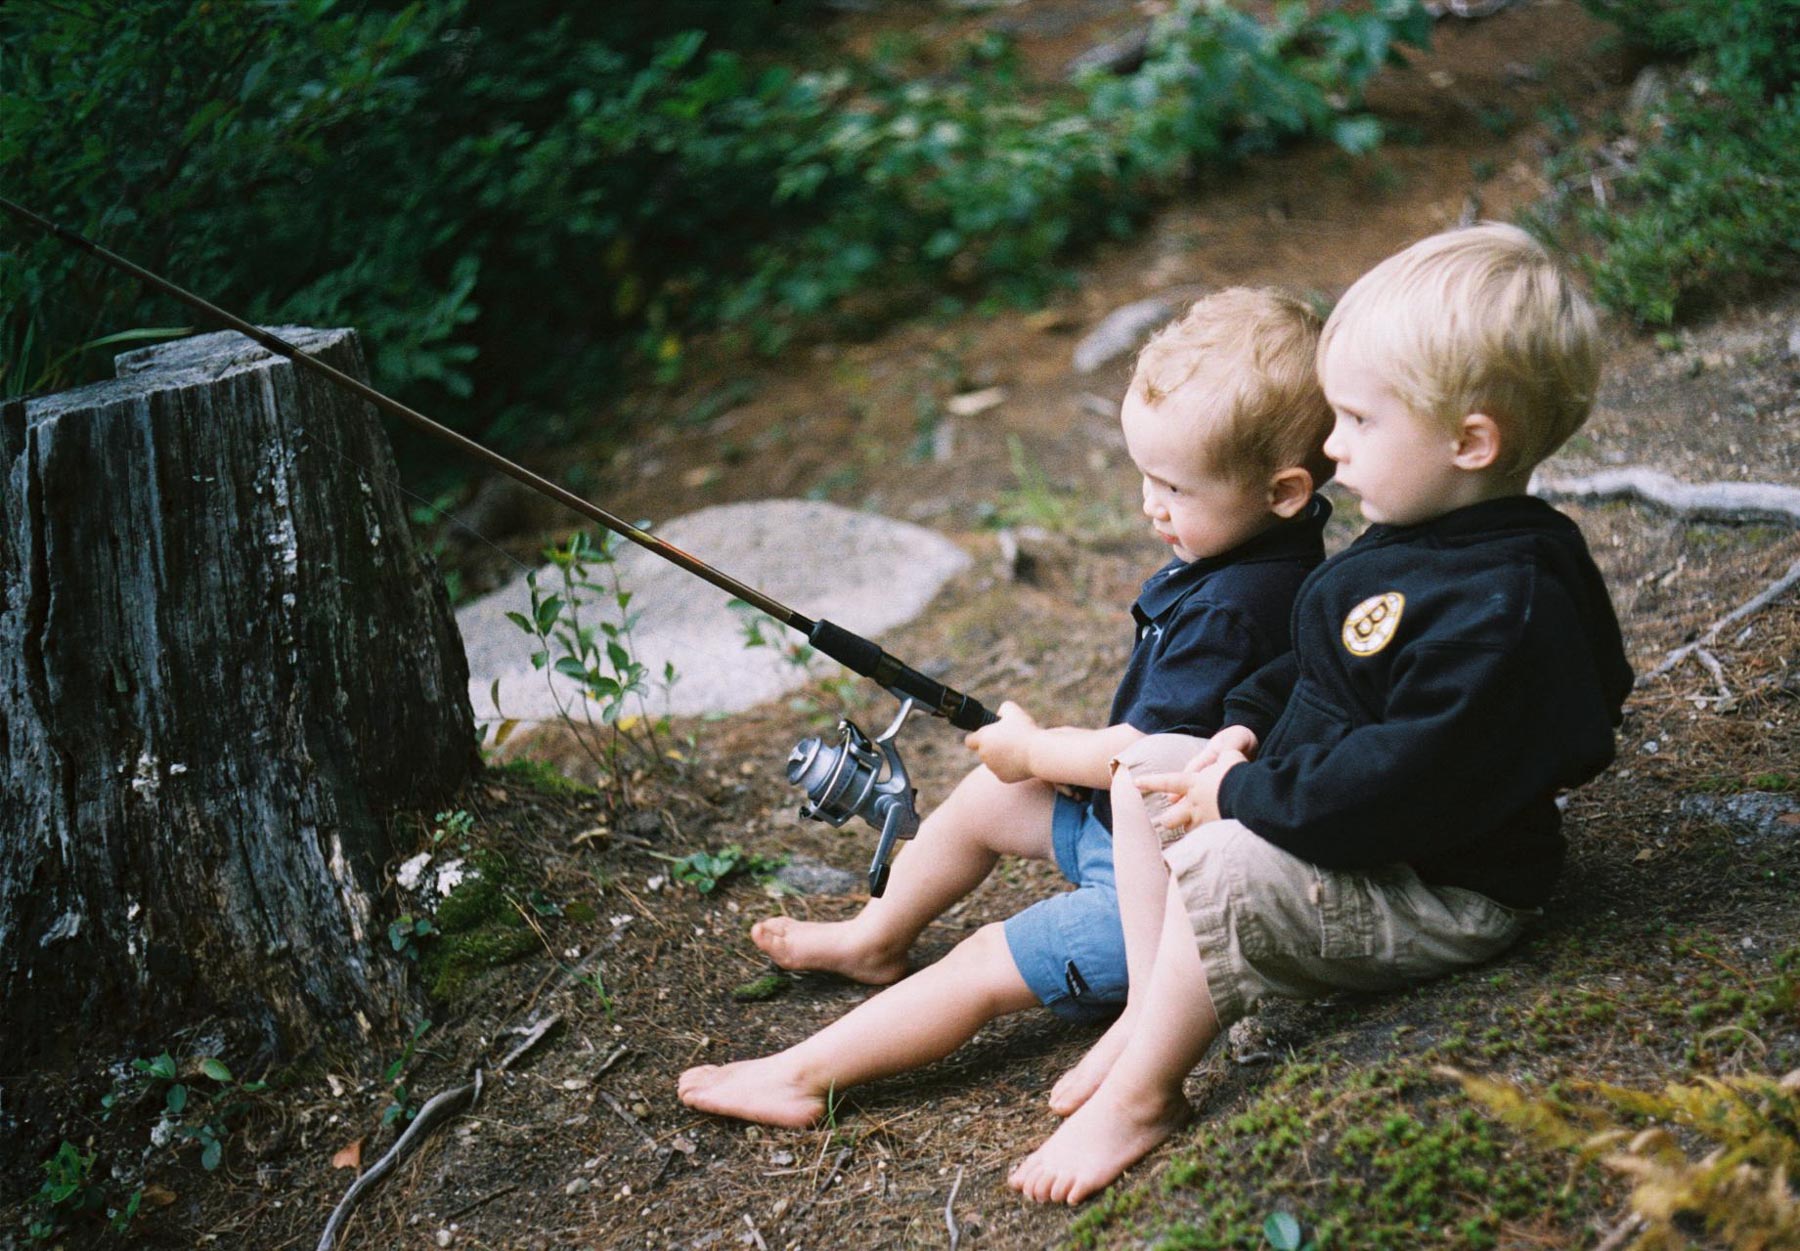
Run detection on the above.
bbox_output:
[945,1164,966,1251]
[496,1013,562,1073]
[1646,556,1800,685]
[315,1070,484,1251]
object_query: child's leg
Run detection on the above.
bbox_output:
[753,766,1057,983]
[1010,875,1221,1204]
[1048,762,1173,1114]
[680,922,1040,1126]
[1047,732,1204,1113]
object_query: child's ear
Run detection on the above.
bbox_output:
[1266,467,1314,518]
[1452,413,1503,471]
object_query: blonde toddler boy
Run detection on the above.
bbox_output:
[679,289,1337,1127]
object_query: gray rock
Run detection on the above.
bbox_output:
[1065,27,1150,80]
[771,857,863,897]
[457,499,970,727]
[1679,791,1800,839]
[1627,66,1670,125]
[1073,298,1176,375]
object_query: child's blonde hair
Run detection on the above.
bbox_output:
[1131,287,1335,489]
[1319,223,1600,475]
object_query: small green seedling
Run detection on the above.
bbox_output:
[389,913,436,961]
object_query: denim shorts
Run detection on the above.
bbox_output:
[1001,793,1129,1023]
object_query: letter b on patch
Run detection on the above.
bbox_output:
[1342,592,1404,656]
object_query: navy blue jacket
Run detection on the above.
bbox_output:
[1217,495,1633,907]
[1092,498,1329,827]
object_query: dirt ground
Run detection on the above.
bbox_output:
[9,1,1800,1248]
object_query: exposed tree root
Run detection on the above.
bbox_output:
[1533,467,1800,528]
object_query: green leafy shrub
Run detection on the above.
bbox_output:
[4,0,1428,464]
[1546,1,1800,324]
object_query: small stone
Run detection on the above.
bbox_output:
[1072,298,1176,374]
[435,1230,453,1248]
[945,386,1006,418]
[770,857,861,897]
[1227,1016,1273,1065]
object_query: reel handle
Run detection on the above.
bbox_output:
[808,620,997,731]
[867,801,912,898]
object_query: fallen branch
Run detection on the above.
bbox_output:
[496,1013,562,1073]
[316,1070,484,1251]
[1532,467,1800,528]
[1692,647,1732,704]
[1645,556,1800,685]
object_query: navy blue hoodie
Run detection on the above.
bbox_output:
[1217,496,1633,907]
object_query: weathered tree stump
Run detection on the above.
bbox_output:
[0,327,474,1091]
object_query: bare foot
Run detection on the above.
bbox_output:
[1048,1010,1134,1116]
[1008,1081,1190,1204]
[678,1058,826,1128]
[750,916,907,985]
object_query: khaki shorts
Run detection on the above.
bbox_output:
[1115,733,1531,1027]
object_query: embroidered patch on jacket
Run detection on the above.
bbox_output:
[1342,592,1404,656]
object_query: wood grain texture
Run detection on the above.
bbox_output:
[0,328,474,1077]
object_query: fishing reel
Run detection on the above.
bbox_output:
[786,698,921,897]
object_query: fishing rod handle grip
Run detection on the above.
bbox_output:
[807,620,997,731]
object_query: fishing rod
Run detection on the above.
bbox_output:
[3,195,998,894]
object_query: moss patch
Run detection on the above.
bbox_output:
[488,756,598,798]
[421,850,541,1002]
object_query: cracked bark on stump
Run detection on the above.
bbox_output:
[0,327,474,1091]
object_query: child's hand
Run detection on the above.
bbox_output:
[964,700,1041,783]
[1134,749,1246,834]
[1177,725,1259,773]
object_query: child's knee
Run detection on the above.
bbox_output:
[1114,732,1209,778]
[953,922,1014,967]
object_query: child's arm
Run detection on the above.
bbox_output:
[1219,619,1617,870]
[965,701,1143,789]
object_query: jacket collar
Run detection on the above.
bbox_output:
[1354,494,1575,550]
[1135,495,1332,619]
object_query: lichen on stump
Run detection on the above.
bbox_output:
[0,327,475,1094]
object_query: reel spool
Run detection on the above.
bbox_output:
[786,699,921,896]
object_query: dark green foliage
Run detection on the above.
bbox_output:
[1557,1,1800,324]
[4,0,1428,461]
